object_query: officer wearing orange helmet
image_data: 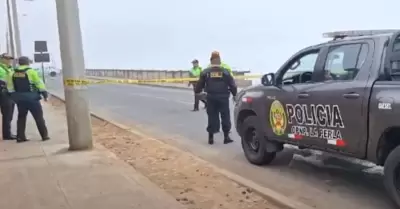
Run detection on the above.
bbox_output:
[207,51,233,75]
[195,51,237,145]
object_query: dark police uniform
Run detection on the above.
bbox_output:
[7,63,49,143]
[195,65,237,144]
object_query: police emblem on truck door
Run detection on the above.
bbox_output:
[269,100,287,136]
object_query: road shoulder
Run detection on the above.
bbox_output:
[48,91,313,209]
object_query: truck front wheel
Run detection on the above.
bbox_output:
[241,116,276,165]
[384,146,400,207]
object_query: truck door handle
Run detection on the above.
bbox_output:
[343,93,360,99]
[298,93,309,98]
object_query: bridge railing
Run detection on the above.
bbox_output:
[84,69,253,87]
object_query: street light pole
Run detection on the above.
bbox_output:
[55,0,93,150]
[6,0,16,61]
[10,0,22,57]
[5,24,11,54]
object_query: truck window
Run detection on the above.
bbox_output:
[324,44,368,81]
[281,51,319,85]
[391,37,400,74]
[393,37,400,51]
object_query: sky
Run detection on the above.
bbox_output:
[1,0,400,73]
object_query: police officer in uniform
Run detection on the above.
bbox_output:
[0,53,16,140]
[207,51,233,75]
[188,59,207,111]
[195,52,237,144]
[7,56,49,143]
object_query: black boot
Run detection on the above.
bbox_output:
[208,133,214,145]
[3,135,17,140]
[223,132,233,144]
[16,138,29,143]
[192,100,200,111]
[202,100,207,109]
[192,104,199,111]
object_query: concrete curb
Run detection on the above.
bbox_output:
[44,93,186,209]
[48,91,314,209]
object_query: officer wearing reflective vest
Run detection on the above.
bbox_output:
[7,56,49,143]
[188,59,207,111]
[207,51,233,76]
[195,52,237,145]
[0,53,16,140]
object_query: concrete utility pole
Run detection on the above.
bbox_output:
[5,25,11,54]
[55,0,93,150]
[10,0,21,57]
[6,0,16,59]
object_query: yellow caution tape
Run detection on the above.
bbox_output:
[63,75,262,86]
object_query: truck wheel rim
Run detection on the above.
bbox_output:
[245,127,259,151]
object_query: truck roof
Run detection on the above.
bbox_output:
[305,30,400,50]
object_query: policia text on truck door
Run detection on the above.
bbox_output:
[233,30,400,208]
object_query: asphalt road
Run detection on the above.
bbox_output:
[46,76,395,209]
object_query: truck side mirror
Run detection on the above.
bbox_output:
[261,73,275,86]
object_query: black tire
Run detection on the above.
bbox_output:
[384,146,400,208]
[240,115,276,165]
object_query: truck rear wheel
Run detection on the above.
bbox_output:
[241,116,276,165]
[384,146,400,207]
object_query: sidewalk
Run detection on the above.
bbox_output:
[0,102,186,209]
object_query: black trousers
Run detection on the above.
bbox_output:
[206,96,231,134]
[0,94,14,138]
[15,100,48,139]
[191,82,207,109]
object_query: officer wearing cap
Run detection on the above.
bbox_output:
[0,53,16,140]
[188,59,207,111]
[7,56,49,143]
[207,51,233,76]
[195,52,237,145]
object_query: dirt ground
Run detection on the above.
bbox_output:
[48,97,281,209]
